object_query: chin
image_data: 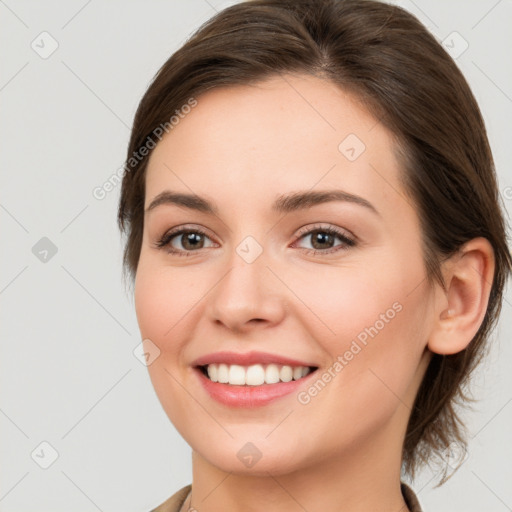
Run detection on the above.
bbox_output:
[191,436,314,477]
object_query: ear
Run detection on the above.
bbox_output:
[427,237,495,355]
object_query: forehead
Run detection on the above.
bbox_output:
[144,73,406,219]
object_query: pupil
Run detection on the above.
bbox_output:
[183,233,203,250]
[312,231,333,249]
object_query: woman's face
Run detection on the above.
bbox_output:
[135,73,435,475]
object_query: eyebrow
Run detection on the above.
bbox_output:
[145,189,380,216]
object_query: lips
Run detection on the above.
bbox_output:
[190,350,319,407]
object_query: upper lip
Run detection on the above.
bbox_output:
[192,351,318,368]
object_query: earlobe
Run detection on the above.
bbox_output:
[427,237,495,356]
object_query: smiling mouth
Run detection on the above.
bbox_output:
[197,363,318,386]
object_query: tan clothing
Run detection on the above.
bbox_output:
[150,482,423,511]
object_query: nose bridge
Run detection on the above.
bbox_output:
[207,231,286,330]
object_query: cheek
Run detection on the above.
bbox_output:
[292,257,428,394]
[289,264,402,345]
[287,264,429,455]
[134,263,200,433]
[134,261,211,412]
[134,261,199,350]
[134,270,169,344]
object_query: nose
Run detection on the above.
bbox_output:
[206,247,288,334]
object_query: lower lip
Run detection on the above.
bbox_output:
[194,367,317,408]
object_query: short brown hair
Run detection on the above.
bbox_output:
[117,0,512,482]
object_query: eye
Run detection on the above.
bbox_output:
[154,226,217,256]
[292,224,356,255]
[153,223,356,257]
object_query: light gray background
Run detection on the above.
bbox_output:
[1,0,511,511]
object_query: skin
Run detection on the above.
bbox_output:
[134,73,495,512]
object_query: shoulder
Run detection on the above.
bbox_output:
[401,482,423,512]
[149,484,192,512]
[150,482,421,511]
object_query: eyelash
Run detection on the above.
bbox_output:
[154,223,356,257]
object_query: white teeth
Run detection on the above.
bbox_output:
[265,364,280,384]
[203,363,313,385]
[246,364,265,386]
[207,364,218,382]
[228,364,246,385]
[280,365,293,382]
[217,363,229,383]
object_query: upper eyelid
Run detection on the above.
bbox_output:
[294,223,355,240]
[162,222,352,236]
[163,224,216,241]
